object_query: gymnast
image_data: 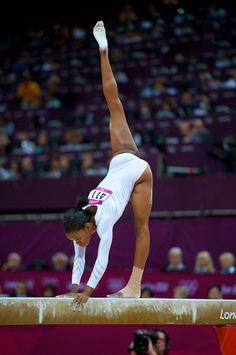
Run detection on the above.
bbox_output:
[63,21,153,304]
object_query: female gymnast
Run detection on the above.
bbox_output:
[63,21,153,305]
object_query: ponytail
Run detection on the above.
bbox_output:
[75,197,89,210]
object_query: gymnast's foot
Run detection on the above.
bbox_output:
[93,21,108,51]
[107,286,140,298]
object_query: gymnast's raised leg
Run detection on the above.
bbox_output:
[94,21,153,297]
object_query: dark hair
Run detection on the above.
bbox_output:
[208,284,222,293]
[63,197,93,233]
[141,286,154,297]
[153,327,170,354]
[43,283,57,295]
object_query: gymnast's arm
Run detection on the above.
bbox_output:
[73,222,113,303]
[71,241,86,292]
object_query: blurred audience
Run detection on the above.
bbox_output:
[208,284,223,299]
[51,252,69,271]
[162,247,187,272]
[16,70,42,109]
[128,327,170,355]
[2,252,24,271]
[173,286,188,299]
[141,286,154,298]
[9,280,36,297]
[42,283,57,297]
[194,250,215,274]
[219,252,236,274]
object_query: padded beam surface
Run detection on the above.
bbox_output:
[0,297,236,325]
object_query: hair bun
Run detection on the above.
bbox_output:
[75,197,89,210]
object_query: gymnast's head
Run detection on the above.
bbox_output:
[63,197,97,247]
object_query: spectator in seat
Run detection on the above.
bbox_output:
[208,284,223,299]
[173,286,188,299]
[191,118,211,144]
[178,121,193,144]
[42,283,57,297]
[0,132,10,155]
[219,252,236,274]
[2,252,24,271]
[156,101,176,120]
[141,286,154,298]
[9,280,36,297]
[16,70,42,109]
[20,156,35,179]
[51,252,69,271]
[194,250,215,273]
[178,92,196,116]
[162,247,187,272]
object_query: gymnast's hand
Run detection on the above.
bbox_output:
[72,285,94,305]
[72,292,90,305]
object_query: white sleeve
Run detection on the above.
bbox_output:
[72,241,86,285]
[87,224,113,289]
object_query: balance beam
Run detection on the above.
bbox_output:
[0,297,236,325]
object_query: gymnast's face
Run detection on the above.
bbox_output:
[66,223,95,247]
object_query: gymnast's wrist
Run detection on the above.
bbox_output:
[83,285,94,296]
[71,283,79,293]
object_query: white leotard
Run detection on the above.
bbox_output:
[72,153,149,289]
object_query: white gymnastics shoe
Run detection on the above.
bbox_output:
[93,20,108,50]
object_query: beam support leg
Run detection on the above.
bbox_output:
[215,326,236,355]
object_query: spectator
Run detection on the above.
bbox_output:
[141,286,154,298]
[0,132,10,155]
[42,283,57,297]
[20,156,35,179]
[178,92,196,116]
[219,252,236,274]
[51,252,69,271]
[16,70,42,109]
[0,161,12,180]
[2,252,24,271]
[173,286,188,299]
[191,118,211,144]
[13,132,35,154]
[178,121,193,144]
[156,101,176,120]
[154,328,170,355]
[35,132,49,154]
[139,100,152,120]
[9,280,36,297]
[162,247,187,272]
[194,250,215,274]
[208,284,223,299]
[48,157,62,178]
[128,328,170,355]
[9,159,21,180]
[46,74,64,107]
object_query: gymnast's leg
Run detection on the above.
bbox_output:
[93,21,139,157]
[94,21,153,297]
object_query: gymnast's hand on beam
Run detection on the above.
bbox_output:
[71,285,94,307]
[72,292,89,305]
